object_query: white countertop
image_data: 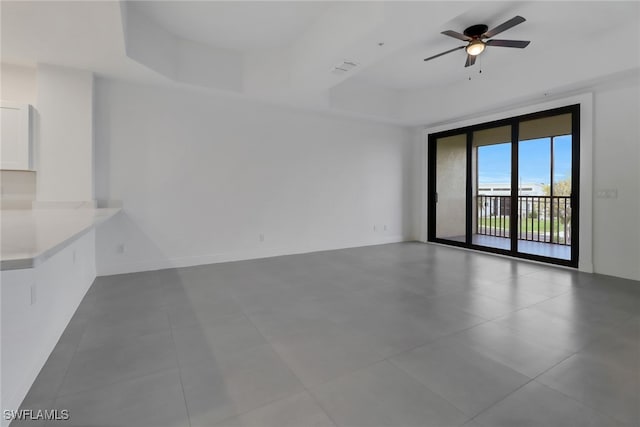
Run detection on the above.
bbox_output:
[1,208,121,270]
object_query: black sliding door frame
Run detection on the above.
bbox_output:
[427,104,580,268]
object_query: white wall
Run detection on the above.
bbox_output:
[0,230,96,425]
[592,78,640,280]
[94,79,412,275]
[0,64,37,105]
[36,64,94,203]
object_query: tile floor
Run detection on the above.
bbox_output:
[17,242,640,427]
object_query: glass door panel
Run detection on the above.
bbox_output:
[473,125,512,251]
[553,135,573,247]
[435,134,467,243]
[517,114,572,260]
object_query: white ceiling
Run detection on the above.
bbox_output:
[1,1,639,125]
[129,1,333,51]
[0,1,165,84]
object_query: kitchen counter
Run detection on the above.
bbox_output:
[1,207,121,270]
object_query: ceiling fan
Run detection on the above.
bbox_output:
[424,16,530,67]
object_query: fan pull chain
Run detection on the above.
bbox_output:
[468,61,483,81]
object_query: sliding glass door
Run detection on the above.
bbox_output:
[428,105,579,267]
[518,114,574,260]
[473,125,513,251]
[433,133,467,243]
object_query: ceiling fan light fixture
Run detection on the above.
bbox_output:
[466,40,485,56]
[424,16,529,67]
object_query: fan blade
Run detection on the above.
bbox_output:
[483,16,526,38]
[424,45,465,62]
[486,39,530,48]
[465,54,476,68]
[441,30,471,41]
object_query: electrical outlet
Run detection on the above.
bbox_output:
[30,283,37,305]
[595,189,618,199]
[116,243,125,254]
[259,234,265,242]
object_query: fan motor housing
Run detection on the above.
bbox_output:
[463,24,488,38]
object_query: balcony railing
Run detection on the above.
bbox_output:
[477,195,571,245]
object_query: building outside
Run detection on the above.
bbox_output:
[477,182,545,217]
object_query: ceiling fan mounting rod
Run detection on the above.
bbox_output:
[463,24,489,39]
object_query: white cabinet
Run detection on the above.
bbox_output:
[1,230,96,425]
[1,102,33,170]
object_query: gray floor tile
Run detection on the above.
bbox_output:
[267,322,389,387]
[344,311,451,358]
[381,273,471,299]
[180,343,303,427]
[426,291,519,320]
[214,391,336,427]
[330,274,398,295]
[50,369,189,427]
[524,268,595,287]
[58,331,178,396]
[533,290,636,330]
[537,354,640,425]
[166,296,245,329]
[244,298,343,342]
[491,307,603,353]
[470,280,552,308]
[311,361,470,427]
[298,289,463,356]
[17,242,639,427]
[578,329,640,373]
[450,321,574,377]
[171,314,267,366]
[474,381,624,427]
[91,274,167,303]
[391,337,531,417]
[343,287,487,338]
[77,309,170,351]
[89,289,168,320]
[232,280,348,315]
[499,274,572,297]
[173,266,226,290]
[165,280,236,306]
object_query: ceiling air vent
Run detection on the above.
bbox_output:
[331,60,358,75]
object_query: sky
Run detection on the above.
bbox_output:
[478,135,572,185]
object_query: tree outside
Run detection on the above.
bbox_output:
[542,176,572,243]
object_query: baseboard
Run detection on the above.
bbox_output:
[97,235,409,276]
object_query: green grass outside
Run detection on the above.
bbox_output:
[479,217,568,233]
